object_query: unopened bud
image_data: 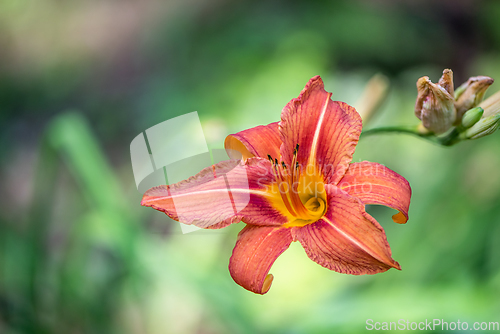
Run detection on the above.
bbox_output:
[415,69,456,134]
[460,107,484,129]
[460,113,500,140]
[454,76,494,122]
[479,90,500,118]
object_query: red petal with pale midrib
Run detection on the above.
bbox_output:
[141,158,288,229]
[229,225,292,294]
[338,161,411,224]
[294,184,400,275]
[224,122,281,160]
[279,76,362,184]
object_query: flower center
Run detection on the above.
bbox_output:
[267,145,327,227]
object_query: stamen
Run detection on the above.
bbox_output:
[289,183,309,217]
[277,180,298,217]
[286,144,309,218]
[270,158,298,217]
[290,145,302,189]
[268,143,324,222]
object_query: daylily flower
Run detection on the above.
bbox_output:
[142,76,412,294]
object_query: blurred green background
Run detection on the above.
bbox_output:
[1,0,500,333]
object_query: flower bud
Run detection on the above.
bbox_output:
[460,107,484,129]
[454,76,494,122]
[415,69,456,134]
[460,113,500,140]
[479,90,500,118]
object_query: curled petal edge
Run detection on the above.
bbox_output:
[338,161,411,224]
[229,225,293,294]
[294,185,400,275]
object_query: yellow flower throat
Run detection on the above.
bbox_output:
[267,145,327,227]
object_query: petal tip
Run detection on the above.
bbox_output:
[392,212,408,224]
[140,194,151,207]
[285,75,326,110]
[393,261,402,271]
[261,274,274,294]
[307,74,323,85]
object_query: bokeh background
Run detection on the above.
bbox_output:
[2,0,500,333]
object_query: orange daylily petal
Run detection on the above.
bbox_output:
[229,225,293,294]
[141,158,288,229]
[224,122,281,160]
[279,76,362,184]
[338,161,411,224]
[294,184,400,274]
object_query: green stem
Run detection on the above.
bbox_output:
[436,128,461,146]
[360,125,462,146]
[360,125,438,143]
